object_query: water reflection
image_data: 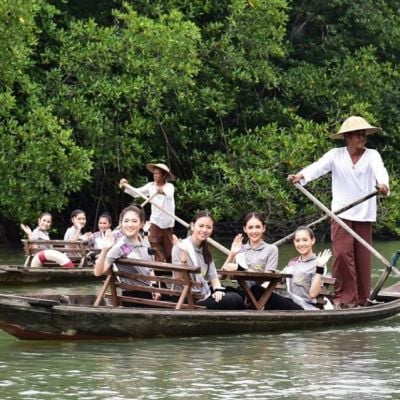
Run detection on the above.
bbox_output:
[0,317,400,399]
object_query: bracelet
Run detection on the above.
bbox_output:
[315,266,324,275]
[214,287,226,292]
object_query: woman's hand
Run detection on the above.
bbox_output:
[72,217,83,230]
[230,234,243,255]
[82,232,92,241]
[101,229,115,250]
[212,290,225,302]
[152,291,161,301]
[316,249,332,267]
[20,224,32,237]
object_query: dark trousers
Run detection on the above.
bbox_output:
[250,285,303,310]
[263,292,303,310]
[331,219,372,306]
[197,291,245,310]
[149,224,174,263]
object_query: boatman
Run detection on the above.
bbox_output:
[288,116,389,309]
[120,162,176,263]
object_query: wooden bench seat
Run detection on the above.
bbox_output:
[22,239,99,268]
[275,276,336,309]
[94,258,204,310]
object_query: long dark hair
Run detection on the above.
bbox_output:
[191,210,215,266]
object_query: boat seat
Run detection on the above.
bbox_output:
[275,276,336,309]
[94,258,205,310]
[22,239,100,268]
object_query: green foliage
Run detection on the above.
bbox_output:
[0,0,399,240]
[0,1,92,223]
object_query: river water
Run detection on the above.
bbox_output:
[0,242,400,399]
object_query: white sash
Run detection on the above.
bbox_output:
[235,252,249,270]
[181,238,199,267]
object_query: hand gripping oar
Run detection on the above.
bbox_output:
[273,190,379,247]
[294,183,391,268]
[119,181,230,255]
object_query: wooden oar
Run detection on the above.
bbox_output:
[369,251,400,302]
[294,183,390,267]
[119,181,230,255]
[294,183,397,303]
[273,190,379,247]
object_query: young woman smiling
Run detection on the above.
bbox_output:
[94,205,160,305]
[221,212,279,299]
[172,211,244,310]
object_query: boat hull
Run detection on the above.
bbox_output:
[0,266,99,284]
[0,294,399,340]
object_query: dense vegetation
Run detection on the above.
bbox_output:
[1,0,399,242]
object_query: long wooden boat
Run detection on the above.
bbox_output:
[0,293,399,340]
[0,265,100,285]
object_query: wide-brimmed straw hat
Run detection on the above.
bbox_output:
[146,163,175,181]
[330,116,381,139]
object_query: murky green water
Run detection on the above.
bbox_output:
[0,241,400,399]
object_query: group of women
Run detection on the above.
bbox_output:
[22,204,332,311]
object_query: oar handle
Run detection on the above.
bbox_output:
[294,183,390,267]
[119,181,230,255]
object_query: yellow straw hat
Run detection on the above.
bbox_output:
[330,116,381,139]
[146,163,175,181]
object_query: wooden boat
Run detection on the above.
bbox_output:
[0,293,399,340]
[0,265,100,285]
[0,240,101,284]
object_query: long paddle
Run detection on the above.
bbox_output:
[273,190,379,247]
[293,183,395,302]
[119,181,230,255]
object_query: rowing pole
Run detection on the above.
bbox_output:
[294,183,390,267]
[293,183,392,301]
[273,190,379,247]
[119,181,230,255]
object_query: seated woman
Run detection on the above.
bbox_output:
[64,209,92,242]
[20,212,52,241]
[90,212,113,249]
[94,205,160,305]
[172,210,244,310]
[266,226,332,310]
[221,212,278,299]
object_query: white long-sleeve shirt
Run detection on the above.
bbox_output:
[135,182,175,228]
[299,147,389,222]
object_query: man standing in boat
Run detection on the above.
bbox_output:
[121,163,175,263]
[288,116,389,309]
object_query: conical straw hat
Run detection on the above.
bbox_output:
[330,116,381,139]
[146,163,175,181]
